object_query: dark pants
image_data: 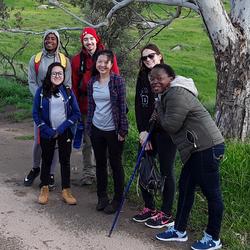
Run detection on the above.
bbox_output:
[175,143,225,240]
[90,126,124,202]
[140,131,177,215]
[40,129,72,189]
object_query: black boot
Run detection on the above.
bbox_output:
[104,200,120,214]
[96,197,109,211]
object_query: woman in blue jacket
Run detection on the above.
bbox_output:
[33,62,81,205]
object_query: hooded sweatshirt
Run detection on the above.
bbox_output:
[170,75,198,97]
[28,29,71,97]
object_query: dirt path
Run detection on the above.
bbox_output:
[0,120,191,250]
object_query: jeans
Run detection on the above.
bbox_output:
[90,125,124,202]
[40,129,72,189]
[140,131,177,215]
[175,143,225,240]
[81,114,95,178]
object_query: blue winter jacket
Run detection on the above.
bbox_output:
[33,85,81,139]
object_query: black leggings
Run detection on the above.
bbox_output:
[40,129,72,189]
[90,126,124,202]
[140,131,176,215]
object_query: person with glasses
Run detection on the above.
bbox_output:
[33,62,81,205]
[132,44,177,228]
[24,30,71,190]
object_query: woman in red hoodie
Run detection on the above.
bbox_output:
[71,27,119,185]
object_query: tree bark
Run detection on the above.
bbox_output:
[197,0,250,140]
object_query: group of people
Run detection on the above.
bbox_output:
[23,27,225,250]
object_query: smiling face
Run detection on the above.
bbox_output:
[96,54,113,76]
[82,34,97,55]
[149,68,173,94]
[44,33,58,53]
[141,48,162,69]
[50,66,64,86]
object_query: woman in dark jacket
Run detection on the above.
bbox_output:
[33,62,81,205]
[149,64,224,250]
[132,44,177,229]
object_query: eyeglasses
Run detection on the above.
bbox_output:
[141,53,156,61]
[51,72,64,77]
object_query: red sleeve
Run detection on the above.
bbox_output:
[111,54,120,75]
[71,54,80,100]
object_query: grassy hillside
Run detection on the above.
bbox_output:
[1,1,249,249]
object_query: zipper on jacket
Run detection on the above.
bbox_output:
[186,130,197,149]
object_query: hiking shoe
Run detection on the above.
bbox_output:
[156,226,188,242]
[38,185,49,205]
[132,207,157,223]
[96,197,109,211]
[48,174,56,191]
[145,211,175,229]
[104,200,120,214]
[24,168,40,186]
[62,188,77,205]
[191,232,222,250]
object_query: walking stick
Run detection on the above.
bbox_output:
[108,122,155,237]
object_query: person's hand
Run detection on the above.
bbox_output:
[139,131,153,150]
[118,134,125,141]
[144,141,153,151]
[139,131,148,144]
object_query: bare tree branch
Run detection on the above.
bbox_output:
[0,41,29,84]
[129,6,181,50]
[137,0,199,12]
[0,27,82,35]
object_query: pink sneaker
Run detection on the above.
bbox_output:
[145,211,175,228]
[132,207,157,222]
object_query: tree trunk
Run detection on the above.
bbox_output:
[214,39,250,140]
[197,0,250,140]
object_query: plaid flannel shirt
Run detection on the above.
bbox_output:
[86,73,128,137]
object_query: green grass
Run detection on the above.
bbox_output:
[0,77,32,121]
[14,135,33,140]
[1,1,249,248]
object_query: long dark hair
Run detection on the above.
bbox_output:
[139,43,164,72]
[92,49,114,76]
[42,62,65,97]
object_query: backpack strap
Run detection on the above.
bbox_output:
[34,52,43,76]
[34,52,67,76]
[59,52,67,68]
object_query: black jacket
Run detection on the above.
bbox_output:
[135,69,156,133]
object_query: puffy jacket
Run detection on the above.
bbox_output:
[33,85,81,139]
[158,83,224,164]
